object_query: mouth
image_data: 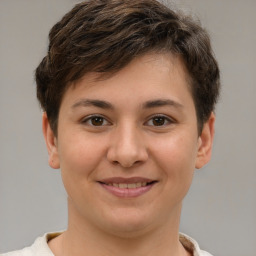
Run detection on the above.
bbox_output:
[100,181,156,188]
[98,177,158,198]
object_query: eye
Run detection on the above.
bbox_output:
[145,115,173,127]
[82,115,110,126]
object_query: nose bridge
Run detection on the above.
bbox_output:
[107,120,148,167]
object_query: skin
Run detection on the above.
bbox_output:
[43,53,215,256]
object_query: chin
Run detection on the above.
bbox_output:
[99,208,155,237]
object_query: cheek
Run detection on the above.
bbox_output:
[57,134,107,209]
[57,132,106,182]
[151,133,198,188]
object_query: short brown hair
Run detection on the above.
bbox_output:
[35,0,220,135]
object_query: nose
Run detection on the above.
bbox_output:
[107,123,148,168]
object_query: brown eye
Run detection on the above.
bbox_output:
[152,116,166,126]
[82,115,110,126]
[91,116,104,126]
[145,115,173,127]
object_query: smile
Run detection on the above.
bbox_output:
[98,178,157,198]
[106,182,148,188]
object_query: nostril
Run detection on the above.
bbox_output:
[112,160,119,165]
[110,159,142,168]
[134,160,141,165]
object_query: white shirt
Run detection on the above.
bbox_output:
[1,232,213,256]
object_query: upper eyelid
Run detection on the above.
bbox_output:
[80,114,175,124]
[146,114,175,122]
[81,114,111,124]
[143,114,176,126]
[82,114,107,120]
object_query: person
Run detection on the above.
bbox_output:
[2,0,220,255]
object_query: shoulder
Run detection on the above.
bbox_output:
[1,232,62,256]
[179,233,214,256]
[1,247,32,256]
[200,251,213,256]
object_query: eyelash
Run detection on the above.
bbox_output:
[81,115,111,126]
[81,114,174,127]
[145,114,174,127]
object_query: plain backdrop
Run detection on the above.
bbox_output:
[0,1,255,255]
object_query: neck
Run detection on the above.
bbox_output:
[49,201,190,256]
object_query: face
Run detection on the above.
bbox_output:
[43,53,214,237]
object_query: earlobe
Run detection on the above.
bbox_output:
[42,113,60,169]
[195,112,215,169]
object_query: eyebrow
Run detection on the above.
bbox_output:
[72,99,113,109]
[71,98,183,110]
[142,99,184,109]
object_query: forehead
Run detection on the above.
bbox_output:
[63,53,193,106]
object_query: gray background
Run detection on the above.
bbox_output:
[0,0,255,255]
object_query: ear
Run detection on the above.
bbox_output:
[42,112,60,169]
[195,112,215,169]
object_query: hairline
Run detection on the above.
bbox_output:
[51,51,204,137]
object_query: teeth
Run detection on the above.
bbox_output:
[107,182,149,188]
[119,183,128,189]
[128,183,136,189]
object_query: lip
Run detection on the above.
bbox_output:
[98,177,157,198]
[100,177,154,184]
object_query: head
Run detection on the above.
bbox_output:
[38,1,220,241]
[35,0,220,136]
